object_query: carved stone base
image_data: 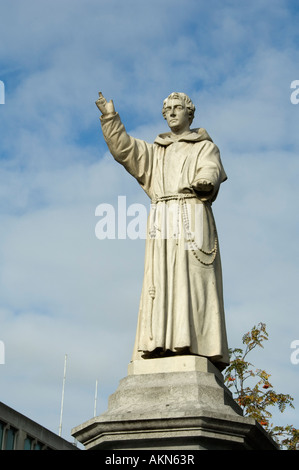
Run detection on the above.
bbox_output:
[72,357,278,450]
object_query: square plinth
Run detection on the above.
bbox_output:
[72,357,279,450]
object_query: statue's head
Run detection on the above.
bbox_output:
[162,92,196,126]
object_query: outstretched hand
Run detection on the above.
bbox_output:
[95,92,115,115]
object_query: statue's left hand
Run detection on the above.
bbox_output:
[193,179,214,192]
[95,92,115,115]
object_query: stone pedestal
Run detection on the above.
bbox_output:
[72,356,278,450]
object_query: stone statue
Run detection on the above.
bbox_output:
[96,91,229,371]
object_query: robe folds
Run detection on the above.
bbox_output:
[100,112,230,370]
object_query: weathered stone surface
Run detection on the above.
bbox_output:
[128,355,223,378]
[72,358,279,450]
[95,92,230,368]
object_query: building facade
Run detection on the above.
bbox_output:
[0,402,77,450]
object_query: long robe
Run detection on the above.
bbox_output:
[100,112,230,370]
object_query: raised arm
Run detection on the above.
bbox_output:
[95,92,154,196]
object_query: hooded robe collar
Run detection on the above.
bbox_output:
[154,128,213,147]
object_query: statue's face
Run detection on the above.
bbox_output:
[163,98,190,134]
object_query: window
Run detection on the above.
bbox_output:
[24,436,33,450]
[0,421,4,450]
[5,428,16,450]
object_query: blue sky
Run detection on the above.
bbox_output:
[0,0,299,446]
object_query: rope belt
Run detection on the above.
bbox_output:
[151,193,197,204]
[149,193,218,265]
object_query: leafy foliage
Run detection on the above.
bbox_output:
[224,323,299,450]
